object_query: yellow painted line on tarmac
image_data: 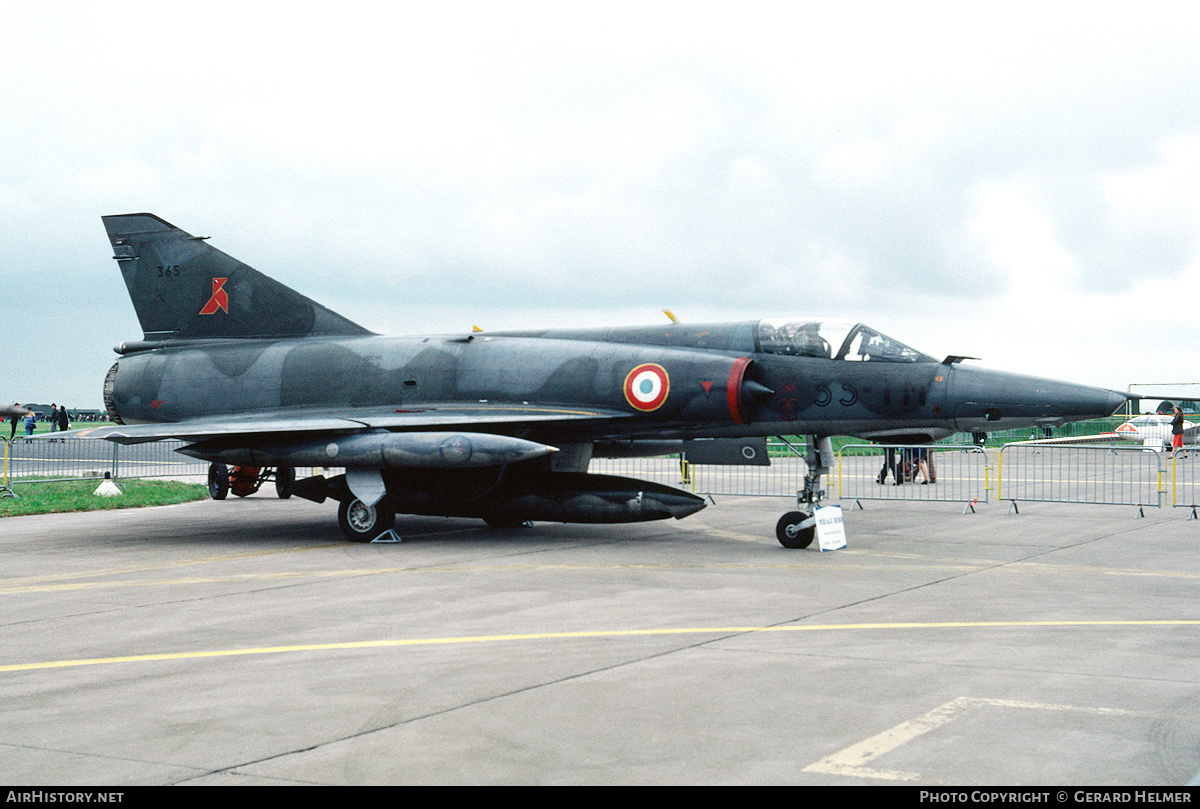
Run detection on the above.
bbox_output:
[672,517,1200,580]
[666,514,770,544]
[0,562,852,595]
[0,544,343,589]
[1007,560,1200,580]
[802,696,1151,781]
[0,569,390,595]
[4,620,1199,674]
[6,555,1198,597]
[835,551,1200,581]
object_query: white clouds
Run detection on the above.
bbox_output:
[60,160,164,205]
[1105,137,1200,221]
[1100,135,1200,279]
[3,3,1200,404]
[969,181,1078,294]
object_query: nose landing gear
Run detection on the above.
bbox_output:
[775,435,833,549]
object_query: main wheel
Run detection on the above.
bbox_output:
[338,498,395,542]
[275,466,295,499]
[207,463,229,500]
[776,510,815,549]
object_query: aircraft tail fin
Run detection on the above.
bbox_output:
[103,213,373,343]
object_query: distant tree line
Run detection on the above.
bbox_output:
[17,404,110,422]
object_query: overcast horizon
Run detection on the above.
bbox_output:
[4,2,1198,410]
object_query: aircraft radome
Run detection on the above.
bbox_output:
[88,214,1130,547]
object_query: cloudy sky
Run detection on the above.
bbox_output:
[3,1,1198,409]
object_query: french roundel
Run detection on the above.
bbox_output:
[624,363,670,411]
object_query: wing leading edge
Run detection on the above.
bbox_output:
[81,402,630,445]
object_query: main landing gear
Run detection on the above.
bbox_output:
[207,463,295,500]
[774,435,833,549]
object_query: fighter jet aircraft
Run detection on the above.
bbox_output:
[1114,414,1200,448]
[90,213,1129,547]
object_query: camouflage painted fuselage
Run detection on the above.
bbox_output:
[94,213,1128,533]
[105,322,1124,446]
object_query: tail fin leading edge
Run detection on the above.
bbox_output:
[103,213,373,342]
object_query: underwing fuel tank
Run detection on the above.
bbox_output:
[178,431,555,468]
[473,472,709,524]
[298,471,708,524]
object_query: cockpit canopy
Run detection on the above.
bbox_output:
[1126,415,1174,427]
[757,319,934,363]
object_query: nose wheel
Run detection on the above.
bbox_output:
[776,511,815,549]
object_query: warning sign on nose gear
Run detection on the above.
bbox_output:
[815,505,846,551]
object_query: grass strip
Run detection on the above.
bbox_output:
[0,479,208,518]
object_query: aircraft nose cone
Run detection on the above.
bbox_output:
[948,366,1128,431]
[1048,383,1129,419]
[1100,388,1130,418]
[1059,385,1128,420]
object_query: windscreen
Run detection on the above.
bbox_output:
[757,319,933,362]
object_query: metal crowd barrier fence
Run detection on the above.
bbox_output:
[2,435,1198,517]
[591,440,823,498]
[588,455,694,491]
[1167,451,1200,512]
[596,441,1193,517]
[836,444,990,506]
[996,443,1164,510]
[682,440,816,497]
[2,437,206,487]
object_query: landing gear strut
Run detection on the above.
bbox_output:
[775,435,833,549]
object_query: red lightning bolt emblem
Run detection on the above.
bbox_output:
[199,277,229,315]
